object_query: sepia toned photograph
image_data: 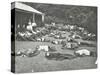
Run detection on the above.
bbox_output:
[11,1,97,73]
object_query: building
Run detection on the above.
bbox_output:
[11,2,45,31]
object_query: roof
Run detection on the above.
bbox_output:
[11,2,44,15]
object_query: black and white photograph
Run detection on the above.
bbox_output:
[11,1,97,73]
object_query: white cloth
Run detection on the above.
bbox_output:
[32,23,37,27]
[75,49,90,55]
[37,45,49,52]
[26,25,33,31]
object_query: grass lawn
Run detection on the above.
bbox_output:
[15,41,97,73]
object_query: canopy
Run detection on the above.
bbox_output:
[11,2,44,15]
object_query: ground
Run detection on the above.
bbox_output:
[14,40,97,73]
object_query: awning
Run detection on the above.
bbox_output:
[11,2,44,15]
